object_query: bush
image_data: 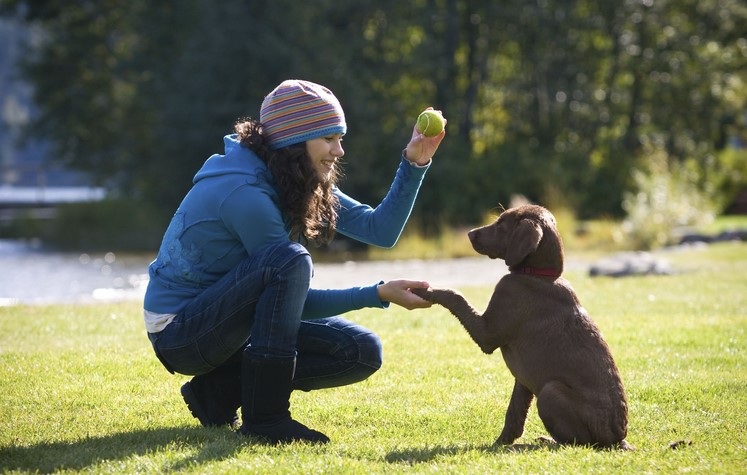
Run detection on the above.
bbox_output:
[38,198,169,251]
[621,144,718,250]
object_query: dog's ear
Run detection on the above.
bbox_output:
[505,218,543,267]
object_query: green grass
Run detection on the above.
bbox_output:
[698,214,747,235]
[1,242,746,474]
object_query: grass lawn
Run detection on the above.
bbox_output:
[1,242,745,474]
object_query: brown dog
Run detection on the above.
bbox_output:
[412,205,632,450]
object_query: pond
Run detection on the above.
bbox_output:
[0,239,152,306]
[0,239,508,307]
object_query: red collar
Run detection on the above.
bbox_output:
[510,266,562,278]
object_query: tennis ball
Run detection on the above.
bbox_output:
[416,110,445,137]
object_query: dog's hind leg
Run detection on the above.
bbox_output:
[536,382,631,449]
[536,380,593,446]
[495,380,534,445]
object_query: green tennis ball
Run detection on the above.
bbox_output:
[416,110,445,137]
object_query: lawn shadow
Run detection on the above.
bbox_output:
[385,440,556,464]
[0,425,247,473]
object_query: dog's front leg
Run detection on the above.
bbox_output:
[412,287,494,353]
[495,380,534,446]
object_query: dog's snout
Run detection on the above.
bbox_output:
[468,228,491,257]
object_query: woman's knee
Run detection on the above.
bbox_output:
[270,242,312,281]
[244,241,312,288]
[342,332,382,386]
[261,241,311,268]
[356,330,383,371]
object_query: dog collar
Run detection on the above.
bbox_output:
[510,266,562,278]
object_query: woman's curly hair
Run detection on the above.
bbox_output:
[234,118,340,246]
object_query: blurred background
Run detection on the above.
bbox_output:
[1,0,745,259]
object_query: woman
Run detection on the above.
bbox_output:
[144,79,446,444]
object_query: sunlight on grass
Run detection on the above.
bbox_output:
[0,243,745,473]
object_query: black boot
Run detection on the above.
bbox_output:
[239,355,329,444]
[181,359,242,427]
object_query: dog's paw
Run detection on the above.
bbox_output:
[410,287,433,301]
[619,439,636,451]
[494,437,514,447]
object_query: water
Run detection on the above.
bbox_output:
[0,239,510,306]
[0,239,152,306]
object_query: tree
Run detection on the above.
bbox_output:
[3,0,745,237]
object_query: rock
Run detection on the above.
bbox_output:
[589,251,672,277]
[679,229,747,245]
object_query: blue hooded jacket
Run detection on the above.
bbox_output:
[144,134,429,325]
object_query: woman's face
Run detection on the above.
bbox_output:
[305,134,344,182]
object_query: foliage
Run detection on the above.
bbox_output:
[1,242,746,473]
[621,142,719,249]
[716,145,747,212]
[37,198,169,251]
[1,0,745,233]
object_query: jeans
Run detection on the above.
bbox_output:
[148,241,383,391]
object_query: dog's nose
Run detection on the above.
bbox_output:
[468,229,477,242]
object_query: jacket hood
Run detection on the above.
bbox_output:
[193,134,268,183]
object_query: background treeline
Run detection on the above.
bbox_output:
[2,0,746,250]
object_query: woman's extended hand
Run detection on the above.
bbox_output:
[404,107,447,166]
[377,279,433,310]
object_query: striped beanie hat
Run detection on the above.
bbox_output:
[260,80,347,150]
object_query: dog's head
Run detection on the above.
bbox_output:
[467,205,564,272]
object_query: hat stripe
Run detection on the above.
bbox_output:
[263,104,338,123]
[266,111,342,133]
[263,96,337,116]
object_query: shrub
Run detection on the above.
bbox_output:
[621,144,718,249]
[39,198,168,251]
